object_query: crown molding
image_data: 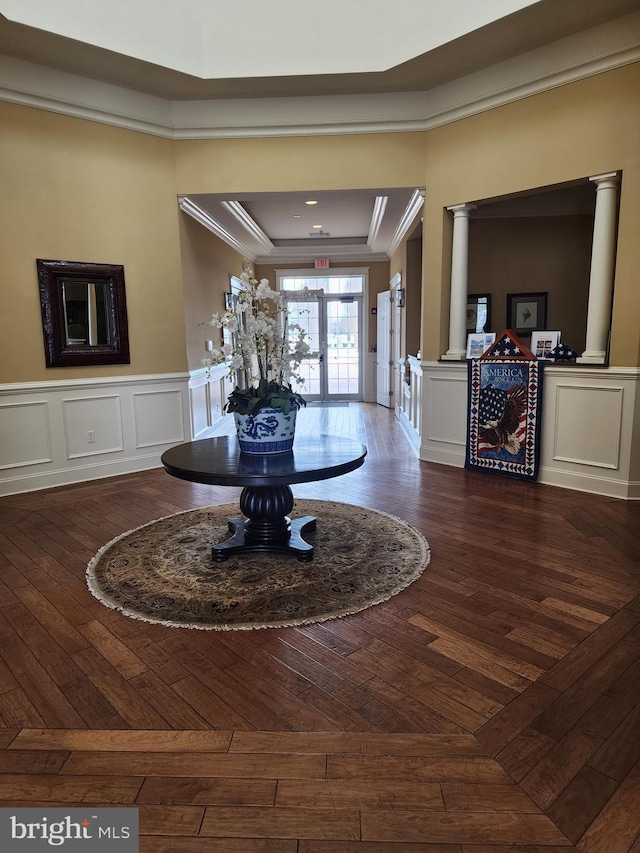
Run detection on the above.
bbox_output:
[387,190,425,257]
[221,201,274,254]
[255,247,390,264]
[2,14,636,139]
[178,196,257,260]
[367,195,389,248]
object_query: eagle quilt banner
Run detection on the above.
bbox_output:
[465,329,544,481]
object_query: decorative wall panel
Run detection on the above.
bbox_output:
[0,401,52,469]
[63,395,124,458]
[554,385,623,469]
[425,375,467,446]
[189,380,210,439]
[134,389,185,448]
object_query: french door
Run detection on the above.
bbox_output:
[286,295,362,401]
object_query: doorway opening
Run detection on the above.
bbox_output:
[277,269,367,402]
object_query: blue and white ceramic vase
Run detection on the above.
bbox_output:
[234,407,297,454]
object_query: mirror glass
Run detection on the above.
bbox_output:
[62,280,110,346]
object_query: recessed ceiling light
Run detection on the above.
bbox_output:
[293,214,301,218]
[312,224,322,229]
[305,200,318,205]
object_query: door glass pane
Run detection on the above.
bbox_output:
[281,275,363,294]
[324,276,363,294]
[286,299,321,397]
[326,300,359,396]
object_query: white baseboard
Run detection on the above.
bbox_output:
[0,453,165,497]
[538,467,640,500]
[419,445,466,468]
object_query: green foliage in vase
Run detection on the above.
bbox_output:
[226,380,306,416]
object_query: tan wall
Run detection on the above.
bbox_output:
[405,237,423,357]
[178,214,244,371]
[174,133,428,195]
[468,216,594,352]
[0,102,187,383]
[2,61,640,388]
[422,63,640,365]
[390,212,423,361]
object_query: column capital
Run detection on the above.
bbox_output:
[446,203,477,217]
[589,172,620,189]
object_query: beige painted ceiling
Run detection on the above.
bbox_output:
[0,0,637,99]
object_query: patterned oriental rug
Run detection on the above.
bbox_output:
[86,499,430,631]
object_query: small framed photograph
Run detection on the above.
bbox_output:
[506,292,547,334]
[467,293,491,333]
[466,332,496,360]
[530,330,561,360]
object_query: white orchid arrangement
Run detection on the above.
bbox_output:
[202,266,310,415]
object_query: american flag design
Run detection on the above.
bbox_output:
[477,383,527,462]
[484,334,524,358]
[550,342,579,361]
[466,351,543,481]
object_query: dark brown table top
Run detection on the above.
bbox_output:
[161,435,367,487]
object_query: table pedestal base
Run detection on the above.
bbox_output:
[212,484,316,562]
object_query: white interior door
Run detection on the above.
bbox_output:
[376,291,392,407]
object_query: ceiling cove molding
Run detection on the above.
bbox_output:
[0,15,639,139]
[387,190,425,257]
[178,196,256,260]
[256,250,390,265]
[221,201,275,254]
[367,196,389,248]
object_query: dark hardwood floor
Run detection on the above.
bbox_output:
[0,403,639,851]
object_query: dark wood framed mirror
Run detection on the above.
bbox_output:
[37,259,130,367]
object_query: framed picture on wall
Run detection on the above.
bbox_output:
[530,330,561,360]
[467,293,491,333]
[466,332,496,359]
[506,291,547,334]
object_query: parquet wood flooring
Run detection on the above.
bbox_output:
[0,403,639,850]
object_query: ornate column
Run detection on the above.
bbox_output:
[442,203,476,360]
[578,172,620,363]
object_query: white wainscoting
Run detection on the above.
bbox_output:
[63,394,124,458]
[417,362,640,499]
[364,352,377,403]
[188,364,231,440]
[419,362,469,467]
[0,373,191,496]
[540,367,640,499]
[0,400,52,470]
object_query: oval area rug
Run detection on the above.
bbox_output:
[86,499,430,630]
